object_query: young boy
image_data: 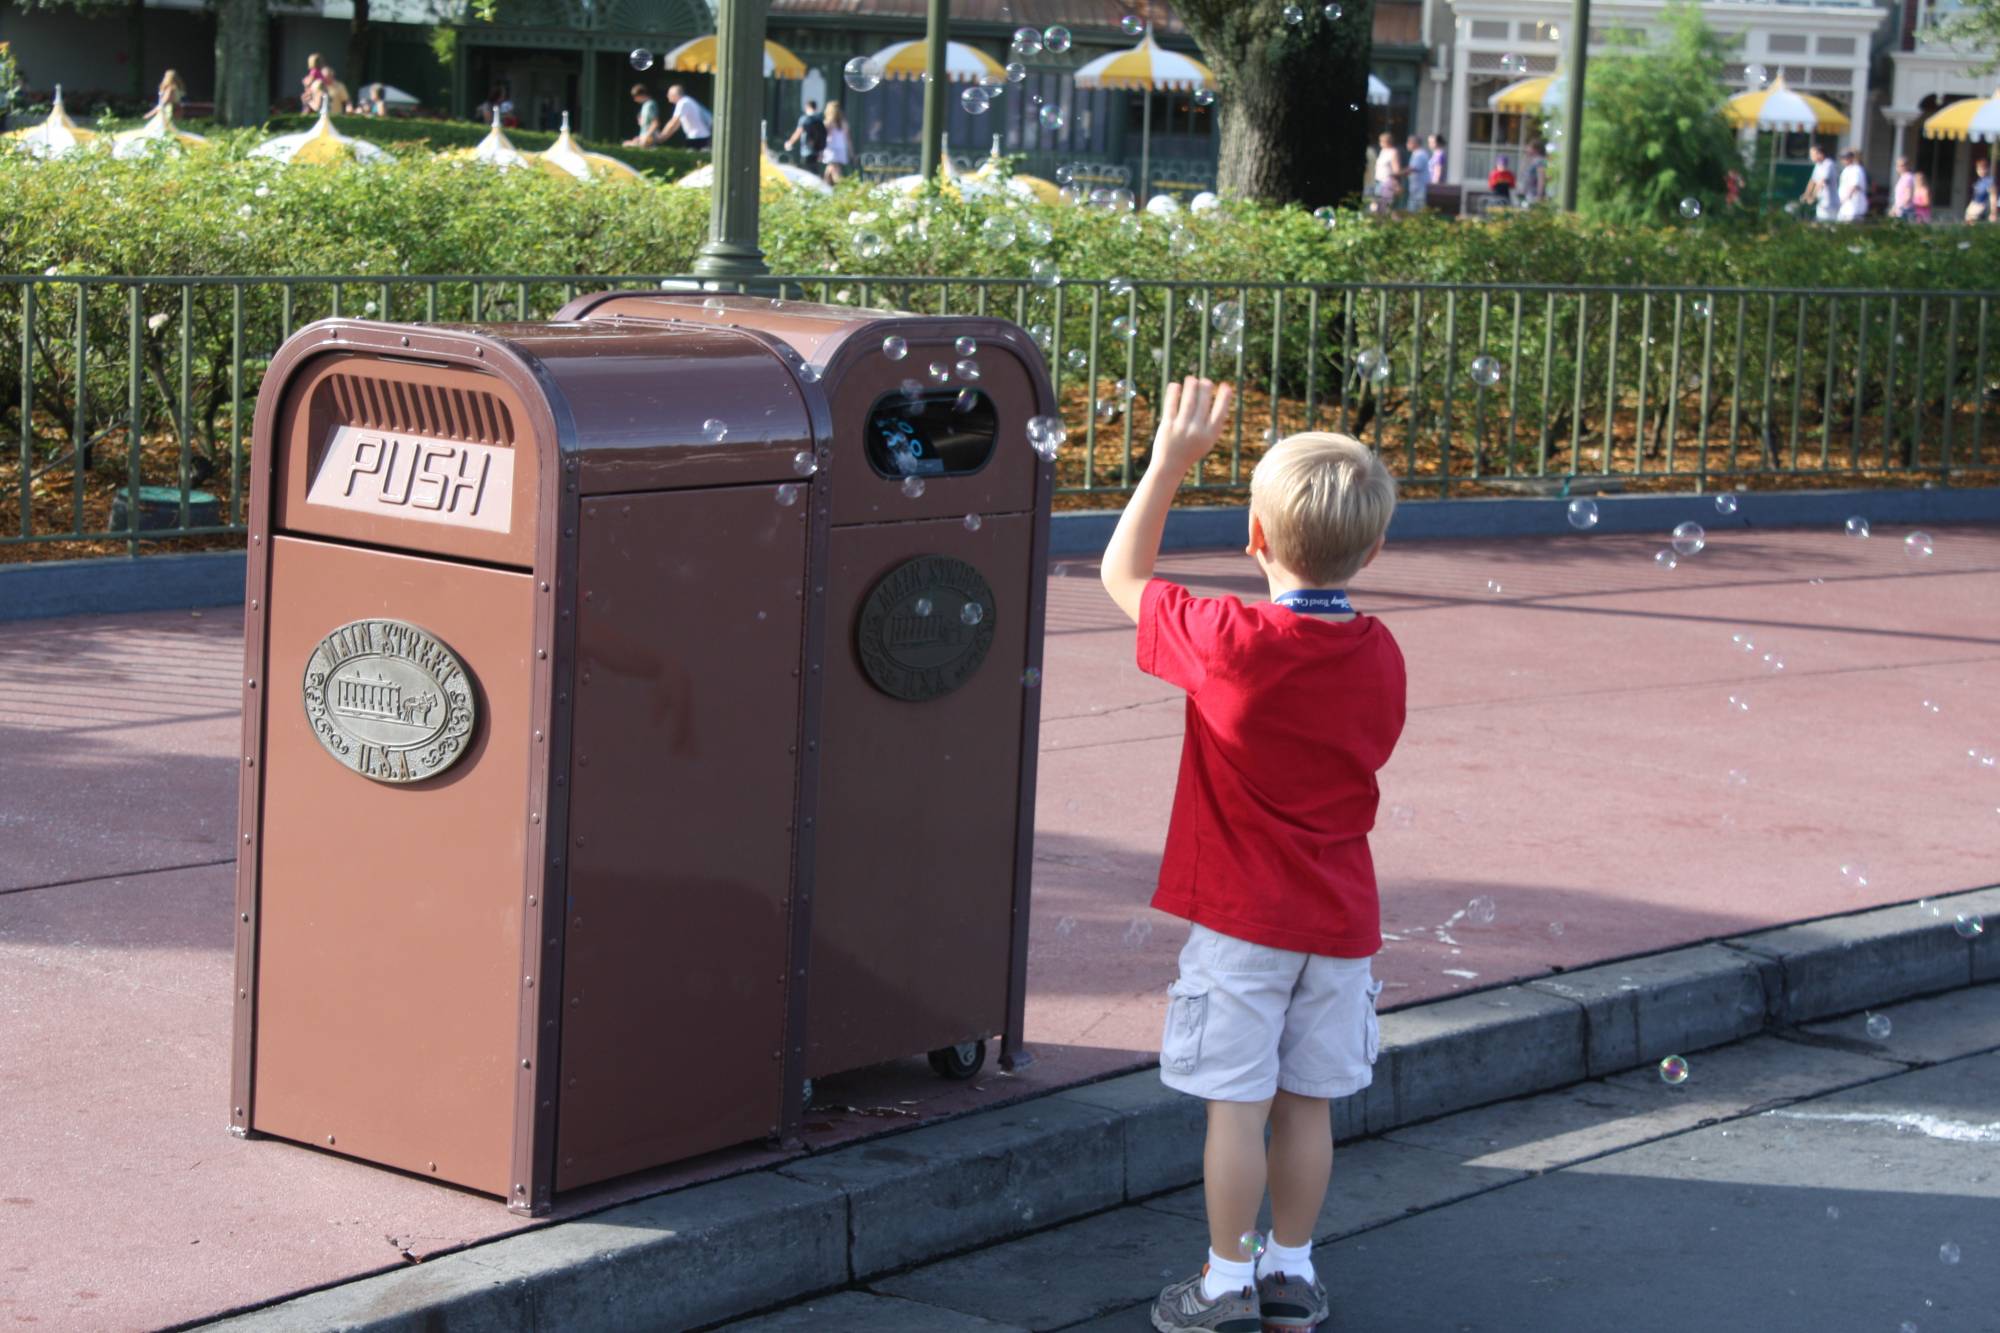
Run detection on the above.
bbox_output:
[1099,378,1405,1333]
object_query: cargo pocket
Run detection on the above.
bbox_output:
[1162,979,1210,1076]
[1363,977,1385,1065]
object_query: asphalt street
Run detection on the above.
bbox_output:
[723,985,1999,1333]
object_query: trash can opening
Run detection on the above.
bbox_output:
[867,388,999,479]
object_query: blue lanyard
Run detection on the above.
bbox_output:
[1274,589,1354,615]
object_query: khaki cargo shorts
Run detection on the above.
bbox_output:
[1160,923,1383,1103]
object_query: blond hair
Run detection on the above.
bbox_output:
[1249,432,1396,585]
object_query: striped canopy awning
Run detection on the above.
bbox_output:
[867,39,1008,84]
[1071,32,1213,91]
[1490,74,1565,114]
[661,35,807,80]
[4,86,98,159]
[1923,89,2000,142]
[248,105,387,164]
[1724,76,1849,133]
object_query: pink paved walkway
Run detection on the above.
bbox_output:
[3,522,1997,1330]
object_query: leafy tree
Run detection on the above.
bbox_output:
[1563,2,1743,226]
[1176,0,1375,208]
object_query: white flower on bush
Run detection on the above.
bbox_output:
[253,185,270,198]
[146,312,171,334]
[846,209,880,227]
[44,266,59,277]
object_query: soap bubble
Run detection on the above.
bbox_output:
[1108,187,1136,212]
[961,87,992,115]
[902,476,926,499]
[1714,493,1738,515]
[1906,531,1934,558]
[1039,104,1067,131]
[953,360,980,383]
[792,451,819,477]
[1744,62,1769,87]
[1827,1206,1841,1220]
[1658,1054,1690,1085]
[1108,276,1134,298]
[702,417,728,442]
[1656,550,1679,570]
[1022,666,1042,687]
[1921,699,1941,714]
[955,335,978,358]
[1314,205,1337,226]
[981,215,1018,249]
[1956,913,1985,939]
[1840,861,1869,887]
[1169,227,1199,258]
[1325,1,1344,16]
[1470,355,1502,387]
[1012,26,1043,55]
[1548,921,1565,937]
[954,389,980,414]
[1466,895,1498,925]
[1030,257,1061,287]
[1110,315,1137,341]
[1028,322,1053,351]
[1114,377,1140,402]
[1355,348,1392,384]
[854,230,887,260]
[1005,61,1028,84]
[881,335,908,361]
[1940,1241,1960,1265]
[1680,197,1702,220]
[1095,398,1121,423]
[914,596,934,617]
[899,378,924,400]
[1239,1230,1267,1259]
[1024,218,1054,246]
[1845,515,1870,538]
[1671,521,1706,555]
[928,361,951,384]
[1053,163,1078,187]
[1121,13,1146,35]
[1726,769,1749,786]
[844,56,884,92]
[977,70,1006,89]
[776,483,801,506]
[1761,652,1785,674]
[1691,298,1712,320]
[1064,347,1088,371]
[1566,498,1600,530]
[1193,87,1217,108]
[1732,632,1755,652]
[960,601,985,626]
[1500,52,1527,75]
[1044,25,1072,52]
[1211,299,1244,334]
[1487,579,1503,593]
[1027,415,1066,459]
[1865,1012,1892,1040]
[629,48,654,71]
[963,513,982,531]
[1283,3,1305,22]
[1726,693,1748,712]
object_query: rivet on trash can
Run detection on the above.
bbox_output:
[537,649,547,660]
[246,678,256,688]
[327,1135,336,1145]
[527,895,537,907]
[241,913,249,923]
[245,757,254,767]
[239,989,247,998]
[530,813,540,824]
[520,1059,530,1069]
[427,1161,437,1172]
[243,833,251,843]
[400,336,410,347]
[250,599,258,609]
[524,976,533,988]
[534,730,544,742]
[554,775,565,786]
[540,582,550,592]
[771,1050,780,1060]
[234,1107,242,1117]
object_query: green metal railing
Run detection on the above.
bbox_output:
[4,273,1996,555]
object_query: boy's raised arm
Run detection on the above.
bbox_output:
[1100,376,1235,624]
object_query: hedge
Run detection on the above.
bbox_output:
[258,113,704,178]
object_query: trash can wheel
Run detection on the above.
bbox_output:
[927,1040,987,1081]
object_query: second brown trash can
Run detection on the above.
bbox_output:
[559,291,1056,1086]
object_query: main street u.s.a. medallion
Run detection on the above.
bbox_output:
[302,619,476,783]
[856,555,997,702]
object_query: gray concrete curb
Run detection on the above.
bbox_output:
[199,882,1996,1332]
[11,485,1994,622]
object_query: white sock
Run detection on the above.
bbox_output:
[1259,1237,1315,1286]
[1201,1249,1257,1301]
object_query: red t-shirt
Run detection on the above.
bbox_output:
[1137,579,1406,957]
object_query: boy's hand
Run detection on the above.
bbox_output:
[1151,376,1235,478]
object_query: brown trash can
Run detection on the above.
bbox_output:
[556,291,1056,1088]
[233,300,1055,1213]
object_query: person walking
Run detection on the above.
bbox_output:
[1402,135,1430,212]
[1520,140,1548,205]
[783,98,826,169]
[1427,133,1447,187]
[1487,155,1516,208]
[1891,156,1916,220]
[1836,149,1869,222]
[1912,171,1932,222]
[1966,157,1993,222]
[624,83,661,146]
[820,101,852,184]
[1371,132,1402,214]
[658,84,713,150]
[154,69,185,118]
[1803,144,1837,222]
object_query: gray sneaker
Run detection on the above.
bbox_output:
[1255,1269,1329,1330]
[1150,1268,1262,1333]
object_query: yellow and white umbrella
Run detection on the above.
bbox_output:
[1490,74,1566,114]
[867,39,1007,84]
[5,85,98,159]
[676,126,829,194]
[537,112,643,182]
[111,104,210,159]
[1072,31,1215,202]
[249,104,386,164]
[1724,75,1849,133]
[661,34,807,80]
[453,108,533,170]
[965,135,1063,204]
[1922,88,2000,142]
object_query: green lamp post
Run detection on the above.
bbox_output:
[692,0,774,283]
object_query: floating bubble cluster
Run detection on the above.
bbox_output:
[1043,25,1073,53]
[1744,62,1769,87]
[901,476,926,499]
[961,601,985,626]
[1680,197,1702,220]
[1940,1241,1961,1265]
[1012,26,1043,56]
[629,48,654,71]
[1027,415,1066,459]
[1239,1230,1267,1259]
[881,335,907,361]
[1193,87,1217,108]
[1283,4,1306,22]
[792,451,818,477]
[702,418,728,442]
[1121,13,1146,35]
[961,87,992,115]
[1466,895,1498,925]
[1656,550,1679,569]
[1956,913,1985,939]
[1355,348,1392,384]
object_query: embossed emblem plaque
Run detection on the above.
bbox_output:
[855,555,996,702]
[302,619,477,783]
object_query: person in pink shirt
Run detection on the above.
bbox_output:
[1891,157,1917,220]
[1913,171,1932,222]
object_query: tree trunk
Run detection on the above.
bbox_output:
[345,0,372,99]
[213,0,269,128]
[1177,0,1374,207]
